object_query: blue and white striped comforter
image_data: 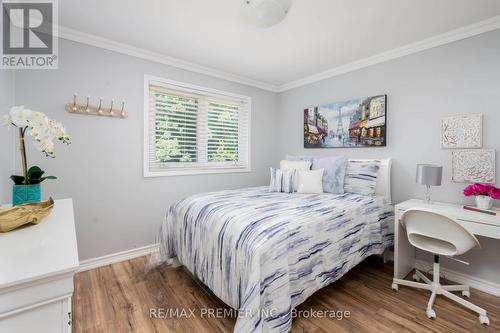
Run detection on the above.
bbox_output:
[157,186,394,332]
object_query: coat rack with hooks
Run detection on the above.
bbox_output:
[65,94,127,118]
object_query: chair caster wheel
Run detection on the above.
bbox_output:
[479,315,490,325]
[462,290,470,298]
[413,273,420,282]
[426,309,436,319]
[391,283,398,291]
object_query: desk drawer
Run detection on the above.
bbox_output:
[457,219,500,239]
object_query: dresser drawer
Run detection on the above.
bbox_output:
[0,297,71,333]
[0,273,73,315]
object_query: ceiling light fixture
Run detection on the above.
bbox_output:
[241,0,292,28]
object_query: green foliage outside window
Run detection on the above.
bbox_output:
[154,95,239,164]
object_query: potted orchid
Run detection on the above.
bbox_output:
[3,106,70,206]
[463,183,500,210]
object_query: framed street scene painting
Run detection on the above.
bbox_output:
[304,95,386,148]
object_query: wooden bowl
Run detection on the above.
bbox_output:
[0,198,55,232]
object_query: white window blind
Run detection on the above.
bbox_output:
[145,77,251,176]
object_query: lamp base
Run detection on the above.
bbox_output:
[424,185,431,204]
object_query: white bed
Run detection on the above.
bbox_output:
[155,158,394,333]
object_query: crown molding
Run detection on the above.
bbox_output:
[57,15,500,94]
[277,15,500,92]
[58,26,280,92]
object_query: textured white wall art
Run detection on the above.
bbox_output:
[452,149,495,183]
[441,114,482,149]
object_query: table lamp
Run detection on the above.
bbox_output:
[416,164,443,204]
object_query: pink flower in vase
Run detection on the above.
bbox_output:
[489,187,500,200]
[474,183,489,195]
[463,185,475,196]
[463,183,495,196]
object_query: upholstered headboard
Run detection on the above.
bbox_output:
[349,158,392,204]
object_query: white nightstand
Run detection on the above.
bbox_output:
[0,199,79,333]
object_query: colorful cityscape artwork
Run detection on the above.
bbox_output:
[304,95,387,148]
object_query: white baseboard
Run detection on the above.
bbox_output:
[415,259,500,297]
[78,244,159,272]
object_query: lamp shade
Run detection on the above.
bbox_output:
[416,164,442,186]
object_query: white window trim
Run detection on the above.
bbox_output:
[143,75,252,177]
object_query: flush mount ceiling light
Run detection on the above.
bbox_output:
[241,0,292,28]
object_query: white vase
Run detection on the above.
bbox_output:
[475,195,492,210]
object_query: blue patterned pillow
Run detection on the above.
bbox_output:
[344,160,380,195]
[269,168,293,193]
[312,156,348,194]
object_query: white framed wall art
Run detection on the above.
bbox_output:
[451,149,495,183]
[441,114,482,149]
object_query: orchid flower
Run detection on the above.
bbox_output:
[9,105,33,128]
[3,106,70,183]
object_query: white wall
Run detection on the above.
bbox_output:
[0,71,14,205]
[277,29,500,283]
[7,39,280,260]
[3,29,500,285]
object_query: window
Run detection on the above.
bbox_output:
[144,76,251,176]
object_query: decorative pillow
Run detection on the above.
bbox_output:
[312,156,347,194]
[297,169,324,194]
[285,155,314,164]
[280,160,312,191]
[269,168,293,193]
[344,159,380,195]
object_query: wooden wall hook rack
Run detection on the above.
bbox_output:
[65,94,127,119]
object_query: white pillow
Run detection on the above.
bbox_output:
[297,169,324,194]
[280,160,312,191]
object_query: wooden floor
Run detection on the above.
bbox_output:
[73,256,499,333]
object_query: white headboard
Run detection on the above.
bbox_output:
[349,158,392,204]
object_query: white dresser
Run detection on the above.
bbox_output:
[0,199,79,333]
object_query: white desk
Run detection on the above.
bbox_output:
[393,199,500,280]
[0,199,79,333]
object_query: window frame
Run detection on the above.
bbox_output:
[143,75,252,177]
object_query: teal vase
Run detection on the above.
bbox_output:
[13,184,41,206]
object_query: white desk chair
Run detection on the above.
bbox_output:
[391,208,490,325]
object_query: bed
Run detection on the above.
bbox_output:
[155,159,394,333]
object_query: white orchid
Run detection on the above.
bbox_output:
[2,114,11,127]
[30,111,49,129]
[33,139,55,157]
[4,106,70,187]
[28,127,44,140]
[3,105,70,158]
[9,105,34,127]
[53,121,69,143]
